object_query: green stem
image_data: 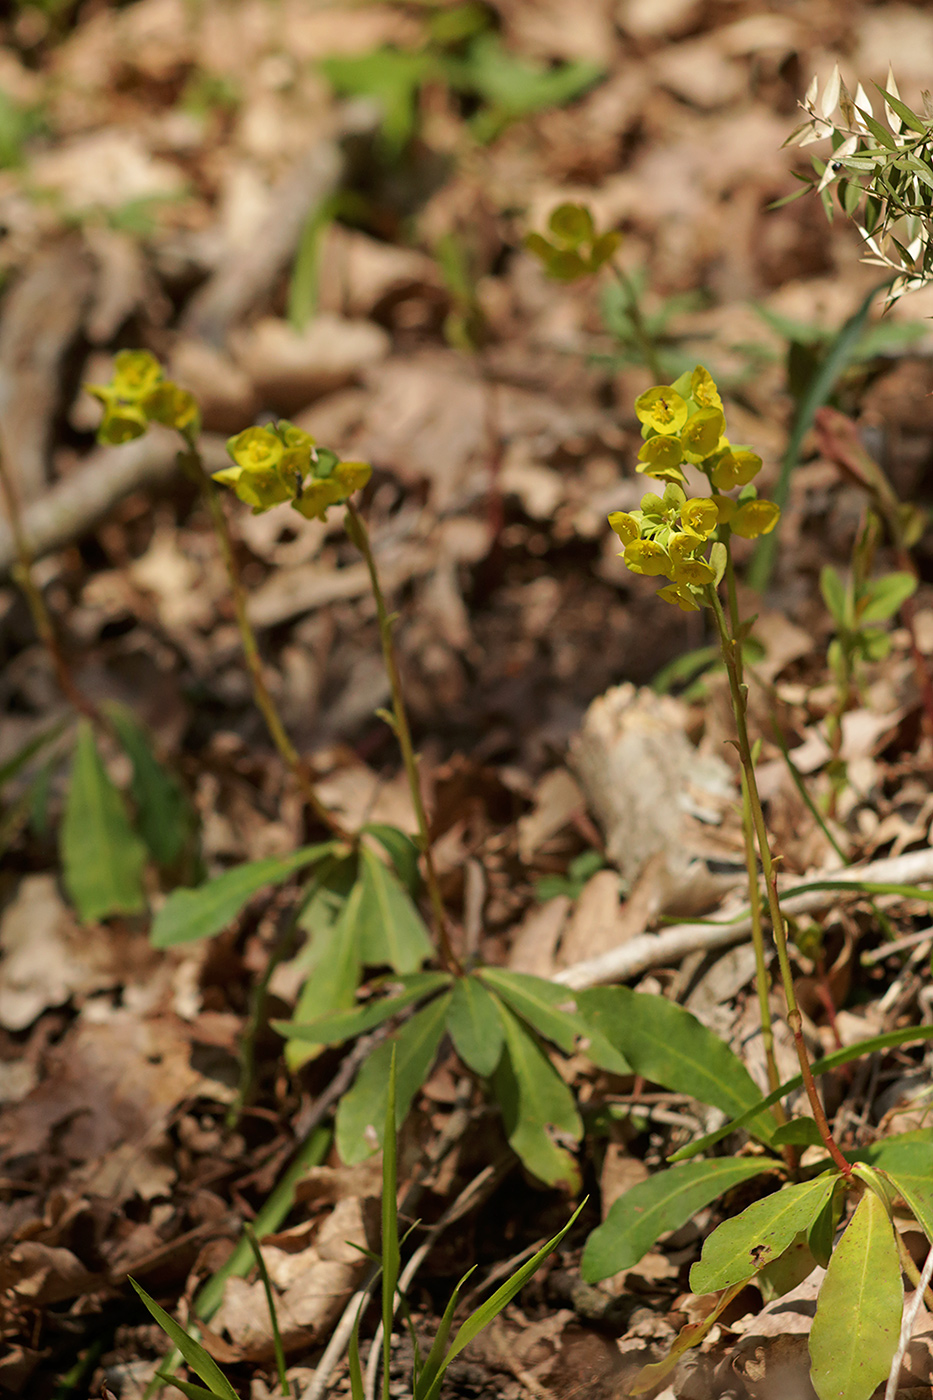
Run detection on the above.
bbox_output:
[345,503,461,975]
[180,446,349,843]
[245,1223,291,1398]
[707,585,852,1179]
[610,263,664,382]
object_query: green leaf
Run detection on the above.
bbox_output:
[363,823,421,893]
[129,1277,238,1400]
[276,972,452,1046]
[577,987,775,1143]
[382,1047,400,1400]
[809,1188,903,1400]
[690,1174,838,1294]
[357,846,433,972]
[757,1230,820,1301]
[820,565,849,628]
[770,1117,825,1149]
[419,1202,586,1400]
[319,49,436,156]
[446,34,602,123]
[0,718,68,792]
[548,202,595,247]
[155,1376,219,1400]
[668,1024,933,1162]
[857,570,917,623]
[491,1003,582,1191]
[478,968,581,1054]
[61,721,147,921]
[151,843,335,947]
[284,880,365,1070]
[874,83,929,134]
[857,1139,933,1242]
[581,1158,771,1282]
[808,1187,842,1268]
[107,703,195,868]
[413,1268,476,1400]
[447,974,505,1077]
[335,992,452,1163]
[856,106,898,149]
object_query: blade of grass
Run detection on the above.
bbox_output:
[245,1224,290,1398]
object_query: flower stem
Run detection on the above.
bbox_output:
[708,584,852,1178]
[0,449,100,722]
[610,263,665,383]
[180,446,349,843]
[345,503,461,975]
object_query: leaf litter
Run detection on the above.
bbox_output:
[1,0,933,1397]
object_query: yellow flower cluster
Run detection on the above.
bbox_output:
[216,424,371,520]
[609,366,780,611]
[87,350,201,445]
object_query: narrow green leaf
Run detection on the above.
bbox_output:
[690,1174,837,1294]
[491,1002,582,1191]
[348,1295,366,1400]
[577,987,775,1143]
[629,1280,749,1396]
[413,1268,476,1400]
[874,83,929,134]
[808,1186,842,1268]
[770,1117,825,1149]
[276,972,451,1046]
[284,881,364,1069]
[420,1202,585,1400]
[447,975,505,1077]
[479,968,581,1054]
[859,1140,933,1242]
[582,1158,771,1282]
[363,823,421,893]
[669,1024,933,1162]
[809,1189,903,1400]
[820,565,848,628]
[335,992,452,1164]
[155,1376,218,1400]
[128,1278,238,1400]
[107,703,196,868]
[858,570,917,623]
[757,1230,820,1301]
[358,846,433,972]
[61,721,147,921]
[151,842,335,947]
[856,106,898,149]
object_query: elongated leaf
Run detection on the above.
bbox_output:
[357,846,433,972]
[492,1002,582,1190]
[419,1202,585,1400]
[874,82,929,134]
[447,975,505,1077]
[336,992,452,1163]
[414,1268,476,1400]
[858,570,916,623]
[155,1375,218,1400]
[859,1140,933,1242]
[276,972,451,1046]
[129,1278,238,1400]
[757,1230,820,1301]
[284,881,364,1070]
[479,968,581,1054]
[577,987,775,1143]
[382,1047,399,1400]
[61,721,147,921]
[809,1188,903,1400]
[770,1117,825,1149]
[820,565,848,628]
[363,823,421,893]
[582,1158,771,1282]
[690,1174,837,1294]
[669,1025,933,1162]
[151,842,335,947]
[107,703,195,868]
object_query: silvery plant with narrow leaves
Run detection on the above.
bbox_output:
[786,63,933,302]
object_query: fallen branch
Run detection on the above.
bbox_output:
[554,847,933,990]
[0,431,230,576]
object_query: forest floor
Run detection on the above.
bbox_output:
[2,1,933,1398]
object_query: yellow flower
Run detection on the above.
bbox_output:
[635,386,688,436]
[637,435,685,482]
[333,460,372,494]
[213,463,293,511]
[624,538,671,576]
[608,511,641,545]
[658,581,701,611]
[690,366,722,412]
[671,557,716,586]
[278,421,316,453]
[226,425,285,473]
[712,494,736,525]
[111,349,164,401]
[710,448,762,491]
[97,404,148,444]
[731,499,780,538]
[292,478,345,521]
[680,408,726,463]
[144,382,201,439]
[680,497,718,538]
